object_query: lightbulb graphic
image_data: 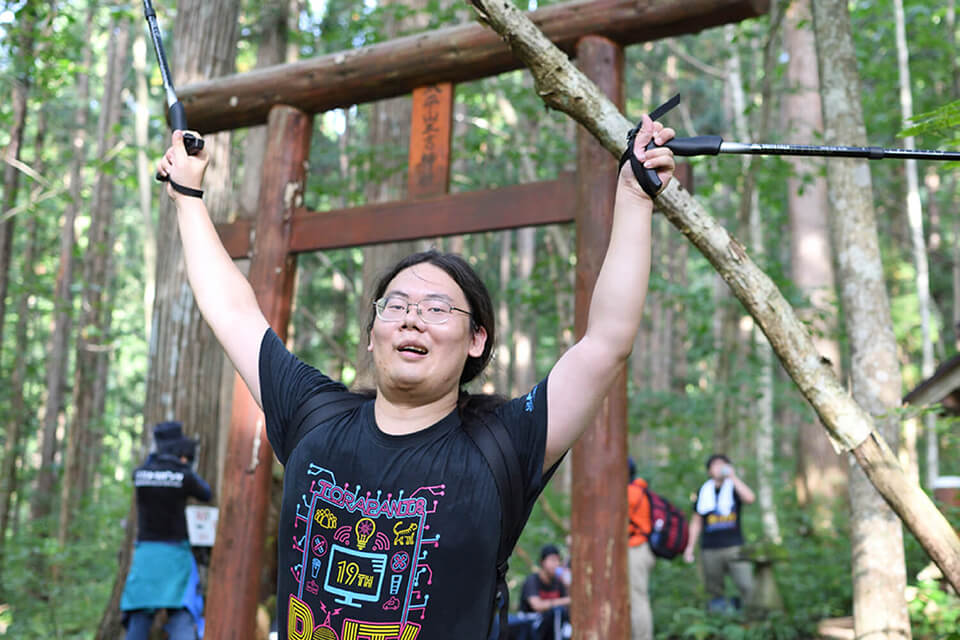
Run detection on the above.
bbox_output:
[355,517,376,550]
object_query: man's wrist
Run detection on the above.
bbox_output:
[169,177,204,199]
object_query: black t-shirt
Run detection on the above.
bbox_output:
[259,329,551,640]
[693,486,744,550]
[520,572,567,613]
[133,453,212,542]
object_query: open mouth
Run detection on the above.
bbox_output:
[397,344,428,355]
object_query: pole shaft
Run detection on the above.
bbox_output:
[718,141,960,161]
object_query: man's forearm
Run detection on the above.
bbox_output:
[176,198,260,324]
[582,188,653,354]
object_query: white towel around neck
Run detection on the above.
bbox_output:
[696,478,735,516]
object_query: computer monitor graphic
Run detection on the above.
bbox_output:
[323,544,388,607]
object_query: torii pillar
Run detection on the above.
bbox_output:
[205,105,313,638]
[572,35,630,638]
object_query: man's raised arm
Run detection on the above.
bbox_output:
[158,130,269,406]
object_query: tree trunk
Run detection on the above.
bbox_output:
[239,0,292,608]
[811,1,911,637]
[0,4,53,589]
[0,3,37,368]
[513,228,537,394]
[32,4,91,577]
[466,0,960,595]
[59,16,131,544]
[782,0,848,514]
[893,0,937,490]
[496,231,513,392]
[0,107,47,589]
[724,18,784,543]
[96,1,241,636]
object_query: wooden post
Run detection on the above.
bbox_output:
[408,83,453,199]
[205,105,313,638]
[570,36,629,640]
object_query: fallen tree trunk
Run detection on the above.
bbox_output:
[464,0,960,592]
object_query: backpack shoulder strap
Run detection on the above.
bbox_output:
[463,410,525,640]
[464,411,525,556]
[285,391,365,456]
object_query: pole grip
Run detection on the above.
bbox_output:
[155,101,204,182]
[664,135,724,157]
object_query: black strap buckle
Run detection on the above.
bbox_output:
[619,94,681,198]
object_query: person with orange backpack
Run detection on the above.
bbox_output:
[627,459,656,640]
[628,458,690,639]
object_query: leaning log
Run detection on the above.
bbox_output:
[178,0,767,134]
[464,0,960,593]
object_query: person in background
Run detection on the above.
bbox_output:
[627,457,656,640]
[121,421,213,640]
[683,454,755,613]
[520,544,572,640]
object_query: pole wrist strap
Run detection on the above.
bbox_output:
[169,178,203,199]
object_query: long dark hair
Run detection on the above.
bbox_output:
[366,250,505,414]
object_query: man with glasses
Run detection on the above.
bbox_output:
[156,114,675,640]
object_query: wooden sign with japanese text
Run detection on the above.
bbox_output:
[408,83,453,200]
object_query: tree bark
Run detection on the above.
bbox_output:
[96,1,241,636]
[466,0,960,595]
[812,1,911,637]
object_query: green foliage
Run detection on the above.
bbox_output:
[906,579,960,639]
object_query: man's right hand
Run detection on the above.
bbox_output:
[157,130,209,201]
[683,546,695,563]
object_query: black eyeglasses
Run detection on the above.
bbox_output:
[373,295,473,325]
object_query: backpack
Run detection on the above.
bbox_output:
[289,392,547,640]
[629,478,689,560]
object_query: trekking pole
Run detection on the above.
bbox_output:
[665,135,960,162]
[142,0,203,182]
[626,94,960,195]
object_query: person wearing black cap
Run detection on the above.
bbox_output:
[120,421,213,639]
[683,453,755,613]
[520,544,571,639]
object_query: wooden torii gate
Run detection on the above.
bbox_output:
[188,1,768,637]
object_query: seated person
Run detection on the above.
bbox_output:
[520,544,572,640]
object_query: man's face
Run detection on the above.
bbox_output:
[541,553,561,575]
[368,263,486,402]
[708,458,729,481]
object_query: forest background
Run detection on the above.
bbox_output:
[1,0,959,637]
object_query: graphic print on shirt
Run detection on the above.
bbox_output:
[286,462,444,640]
[704,510,738,533]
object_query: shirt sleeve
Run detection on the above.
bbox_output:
[492,376,551,505]
[258,328,349,465]
[187,472,213,502]
[520,574,540,610]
